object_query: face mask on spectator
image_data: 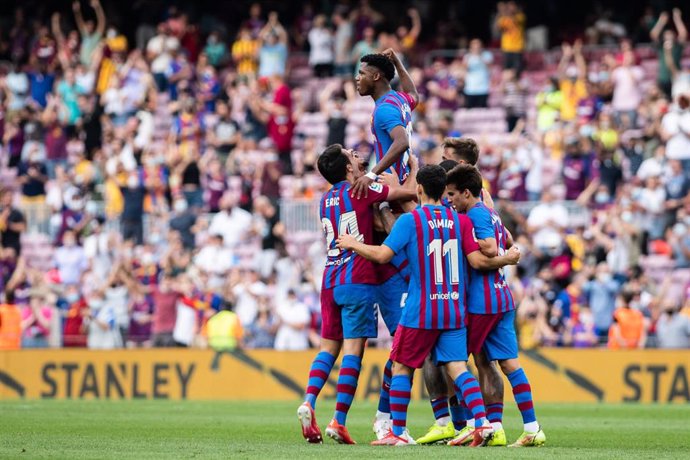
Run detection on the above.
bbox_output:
[597,272,612,283]
[621,211,633,223]
[65,293,80,304]
[595,192,610,204]
[128,176,138,188]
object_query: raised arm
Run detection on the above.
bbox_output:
[557,42,572,79]
[72,1,87,35]
[673,8,687,43]
[663,40,679,77]
[91,0,106,37]
[573,39,587,79]
[336,234,395,264]
[650,12,669,42]
[407,8,421,43]
[382,48,419,105]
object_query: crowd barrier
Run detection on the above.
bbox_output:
[1,349,688,403]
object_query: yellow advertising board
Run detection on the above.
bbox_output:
[0,348,688,403]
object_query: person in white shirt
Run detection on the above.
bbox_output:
[194,234,236,287]
[527,189,569,252]
[232,270,267,327]
[308,15,334,78]
[661,95,690,175]
[274,290,311,351]
[207,193,252,248]
[146,23,180,92]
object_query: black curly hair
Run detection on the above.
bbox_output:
[360,54,396,81]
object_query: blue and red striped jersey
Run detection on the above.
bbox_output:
[466,202,516,314]
[383,205,480,330]
[320,181,389,289]
[371,90,416,183]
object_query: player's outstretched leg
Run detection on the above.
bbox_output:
[298,344,339,443]
[373,358,393,440]
[451,371,493,447]
[326,353,361,444]
[416,357,454,444]
[503,362,545,447]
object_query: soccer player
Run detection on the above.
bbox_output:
[350,49,418,199]
[337,165,520,447]
[297,144,415,444]
[416,141,506,445]
[446,164,546,447]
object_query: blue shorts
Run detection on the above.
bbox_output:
[333,284,377,339]
[432,327,469,366]
[376,274,406,335]
[468,309,518,361]
[391,326,468,369]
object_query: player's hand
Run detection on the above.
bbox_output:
[506,246,521,265]
[336,233,358,250]
[659,11,669,23]
[408,154,419,174]
[351,174,373,199]
[381,48,398,64]
[379,172,398,188]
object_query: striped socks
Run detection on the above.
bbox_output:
[430,396,450,425]
[390,375,412,436]
[334,354,362,425]
[508,368,538,432]
[377,359,393,415]
[304,351,335,409]
[487,403,504,430]
[448,395,467,430]
[454,371,488,427]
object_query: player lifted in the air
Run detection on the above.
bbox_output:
[297,144,415,444]
[351,49,418,199]
[446,164,546,447]
[337,165,520,446]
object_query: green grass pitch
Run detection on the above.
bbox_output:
[1,400,689,459]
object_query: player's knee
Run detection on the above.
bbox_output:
[321,339,341,356]
[342,338,365,357]
[444,361,467,381]
[499,358,520,375]
[391,361,413,376]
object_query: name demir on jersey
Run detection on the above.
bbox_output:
[428,219,454,230]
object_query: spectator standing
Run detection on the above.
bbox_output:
[208,193,252,249]
[495,1,526,75]
[611,50,644,127]
[119,172,146,245]
[650,9,687,99]
[53,230,88,286]
[656,299,690,348]
[151,273,180,347]
[502,69,528,131]
[332,11,353,77]
[583,263,620,343]
[308,15,334,78]
[263,74,294,174]
[20,293,53,348]
[204,31,228,68]
[86,290,122,349]
[147,23,180,92]
[462,39,493,108]
[73,0,106,68]
[0,292,22,350]
[0,190,26,257]
[351,26,377,77]
[608,287,647,349]
[274,290,310,350]
[257,13,288,79]
[526,189,569,251]
[557,41,588,124]
[232,27,259,77]
[207,303,243,351]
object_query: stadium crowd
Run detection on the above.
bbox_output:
[0,0,689,352]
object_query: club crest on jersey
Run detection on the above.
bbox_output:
[368,183,383,193]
